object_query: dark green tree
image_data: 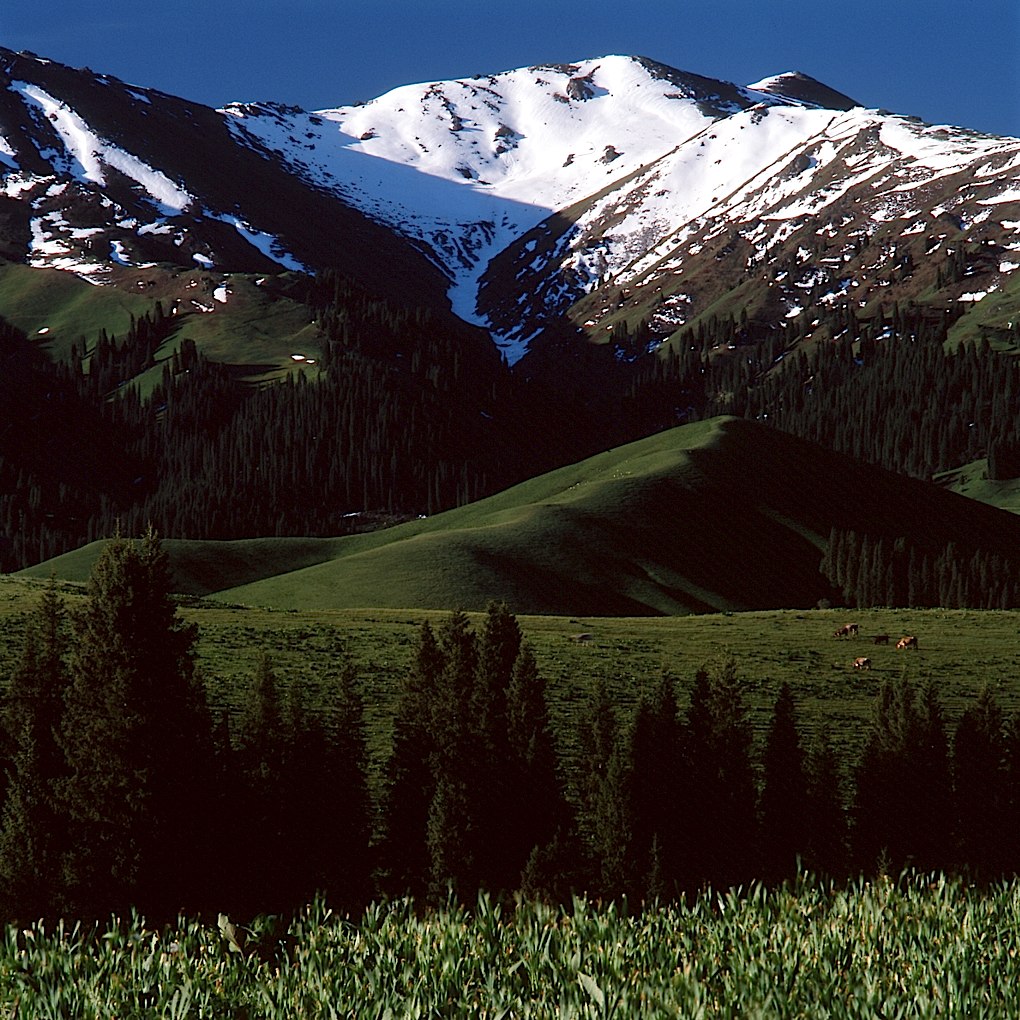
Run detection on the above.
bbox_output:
[507,644,575,901]
[575,677,633,898]
[379,620,443,899]
[0,581,70,920]
[853,676,952,876]
[802,724,849,878]
[426,610,479,902]
[953,686,1011,877]
[57,530,214,919]
[231,651,297,914]
[758,683,810,884]
[469,602,521,894]
[678,660,758,892]
[627,672,684,900]
[313,647,373,910]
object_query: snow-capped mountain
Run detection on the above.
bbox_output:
[1,47,1019,366]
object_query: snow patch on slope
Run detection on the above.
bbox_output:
[13,82,193,213]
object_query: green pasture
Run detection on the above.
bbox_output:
[937,458,1020,515]
[162,272,322,381]
[946,269,1020,352]
[23,415,1016,619]
[0,261,321,385]
[2,575,1018,782]
[0,262,150,359]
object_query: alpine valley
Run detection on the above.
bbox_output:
[3,46,1020,611]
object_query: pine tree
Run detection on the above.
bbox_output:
[758,683,810,884]
[379,620,442,900]
[503,641,565,895]
[953,686,1010,878]
[0,581,70,920]
[470,602,521,893]
[627,672,684,899]
[57,530,214,919]
[426,611,479,901]
[575,677,632,897]
[314,647,373,910]
[679,660,758,892]
[802,725,848,878]
[231,650,291,914]
[853,676,951,876]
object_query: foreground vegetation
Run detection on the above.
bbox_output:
[2,874,1019,1018]
[3,540,1020,923]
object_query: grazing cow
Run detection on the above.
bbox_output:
[853,656,871,670]
[896,635,919,650]
[873,634,890,645]
[833,623,859,638]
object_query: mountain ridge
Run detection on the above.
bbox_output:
[3,47,1016,369]
[3,47,1020,588]
[19,416,1020,615]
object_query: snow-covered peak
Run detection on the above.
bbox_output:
[222,54,843,358]
[746,71,859,111]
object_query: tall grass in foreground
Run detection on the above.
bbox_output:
[2,873,1018,1018]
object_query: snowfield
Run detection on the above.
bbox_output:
[2,51,1019,361]
[219,55,1020,361]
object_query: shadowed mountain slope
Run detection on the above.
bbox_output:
[24,416,1020,615]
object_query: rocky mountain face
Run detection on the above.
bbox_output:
[1,47,1019,368]
[0,48,449,309]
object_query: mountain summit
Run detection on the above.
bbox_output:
[1,48,1018,366]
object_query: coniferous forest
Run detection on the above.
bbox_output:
[4,274,1020,599]
[3,534,1020,927]
[4,266,1020,928]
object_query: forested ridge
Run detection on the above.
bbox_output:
[3,535,1020,925]
[3,269,1020,604]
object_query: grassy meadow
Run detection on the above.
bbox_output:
[21,416,1020,620]
[3,574,1018,780]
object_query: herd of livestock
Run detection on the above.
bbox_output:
[832,622,918,670]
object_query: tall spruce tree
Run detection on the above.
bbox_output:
[575,677,633,898]
[313,647,373,910]
[802,724,849,879]
[627,672,684,900]
[953,686,1011,878]
[426,610,479,902]
[231,650,292,913]
[380,620,442,900]
[508,642,573,900]
[57,530,214,919]
[758,683,810,884]
[853,676,951,876]
[470,602,521,894]
[0,581,70,920]
[679,660,758,893]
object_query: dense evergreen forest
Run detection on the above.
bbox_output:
[2,535,1019,924]
[3,269,1020,598]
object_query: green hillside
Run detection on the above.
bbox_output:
[0,261,319,379]
[16,536,345,596]
[27,416,1020,615]
[936,459,1020,515]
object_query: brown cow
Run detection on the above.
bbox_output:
[853,656,871,670]
[873,634,890,645]
[896,635,919,650]
[833,623,859,638]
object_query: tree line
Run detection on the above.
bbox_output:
[0,274,569,572]
[3,535,1020,925]
[6,275,1020,576]
[821,527,1020,610]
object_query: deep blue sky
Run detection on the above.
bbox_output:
[4,0,1018,136]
